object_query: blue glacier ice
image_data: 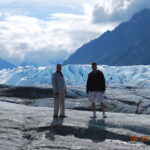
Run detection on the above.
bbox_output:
[0,65,150,87]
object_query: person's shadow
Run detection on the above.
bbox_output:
[45,118,64,141]
[87,118,107,142]
[45,117,107,142]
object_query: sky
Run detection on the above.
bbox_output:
[0,0,150,66]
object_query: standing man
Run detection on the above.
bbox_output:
[52,64,67,119]
[86,62,107,119]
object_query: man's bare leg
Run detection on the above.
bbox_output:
[91,102,96,118]
[100,103,107,118]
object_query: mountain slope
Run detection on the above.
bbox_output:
[0,57,16,69]
[63,9,150,65]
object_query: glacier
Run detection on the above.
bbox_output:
[0,65,150,150]
[0,65,150,87]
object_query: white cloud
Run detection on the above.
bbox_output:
[0,6,116,66]
[0,0,149,66]
[92,0,150,23]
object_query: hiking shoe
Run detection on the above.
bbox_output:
[53,115,59,119]
[103,115,107,119]
[90,113,97,118]
[59,115,68,118]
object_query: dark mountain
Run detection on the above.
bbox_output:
[0,57,16,69]
[63,9,150,66]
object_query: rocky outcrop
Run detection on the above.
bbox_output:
[0,85,150,114]
[0,85,87,99]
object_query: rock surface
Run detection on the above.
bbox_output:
[0,101,150,150]
[1,84,149,114]
[0,85,150,150]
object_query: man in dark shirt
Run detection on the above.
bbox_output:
[86,62,106,119]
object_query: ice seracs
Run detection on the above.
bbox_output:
[0,65,149,87]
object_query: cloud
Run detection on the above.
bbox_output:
[0,15,70,65]
[0,0,96,19]
[1,0,149,66]
[0,7,115,66]
[92,0,150,23]
[21,49,69,66]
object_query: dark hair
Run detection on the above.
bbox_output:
[57,64,62,67]
[92,62,97,65]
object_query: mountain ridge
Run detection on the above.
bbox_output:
[0,57,16,69]
[63,9,150,66]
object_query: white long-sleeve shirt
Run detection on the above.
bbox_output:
[51,71,66,93]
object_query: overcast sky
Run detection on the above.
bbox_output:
[0,0,150,66]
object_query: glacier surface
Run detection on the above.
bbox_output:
[0,65,150,87]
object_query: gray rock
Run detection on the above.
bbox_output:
[0,101,150,150]
[0,85,150,149]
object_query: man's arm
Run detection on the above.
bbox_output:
[101,72,106,92]
[86,74,90,94]
[51,73,58,94]
[63,74,67,94]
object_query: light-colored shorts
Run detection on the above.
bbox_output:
[88,91,104,103]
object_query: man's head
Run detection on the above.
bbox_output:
[91,62,97,71]
[56,64,62,72]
